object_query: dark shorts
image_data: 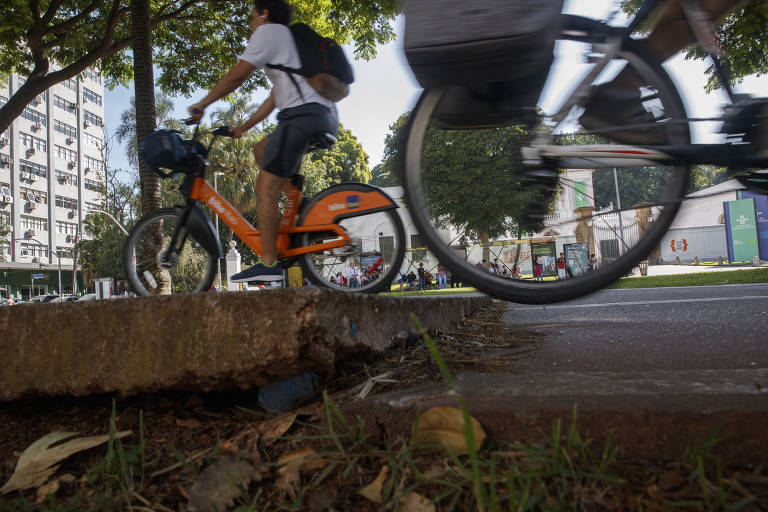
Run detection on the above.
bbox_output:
[261,102,338,178]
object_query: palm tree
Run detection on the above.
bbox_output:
[115,92,180,169]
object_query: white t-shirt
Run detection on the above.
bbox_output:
[347,266,357,278]
[239,24,336,113]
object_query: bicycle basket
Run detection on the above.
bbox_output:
[139,129,207,178]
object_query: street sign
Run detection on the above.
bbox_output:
[31,273,44,279]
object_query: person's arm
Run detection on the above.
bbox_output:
[188,60,256,122]
[231,90,276,138]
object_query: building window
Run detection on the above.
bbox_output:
[61,78,77,91]
[21,215,48,231]
[57,246,74,259]
[410,234,427,261]
[82,87,102,106]
[20,187,47,204]
[55,145,78,162]
[84,155,104,173]
[84,178,100,191]
[56,221,78,235]
[21,107,46,127]
[379,235,395,263]
[83,68,102,85]
[85,201,102,211]
[20,242,46,258]
[19,132,46,152]
[55,195,78,210]
[19,160,47,178]
[55,170,78,186]
[83,132,102,148]
[83,110,103,127]
[54,119,78,138]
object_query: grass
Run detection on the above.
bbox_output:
[608,268,768,289]
[381,286,478,297]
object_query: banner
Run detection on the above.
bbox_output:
[724,198,760,262]
[739,190,768,260]
[531,241,557,277]
[573,181,588,208]
[564,243,589,277]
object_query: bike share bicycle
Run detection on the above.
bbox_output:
[401,0,768,304]
[123,124,405,296]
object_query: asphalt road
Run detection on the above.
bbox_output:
[502,283,768,372]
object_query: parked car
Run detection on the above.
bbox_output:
[50,295,80,303]
[76,293,98,301]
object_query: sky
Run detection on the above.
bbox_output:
[103,0,768,175]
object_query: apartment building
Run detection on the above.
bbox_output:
[1,69,106,299]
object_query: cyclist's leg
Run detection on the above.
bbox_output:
[256,170,290,265]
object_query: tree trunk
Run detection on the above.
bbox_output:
[132,0,171,293]
[478,230,490,263]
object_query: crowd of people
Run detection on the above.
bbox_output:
[328,262,382,288]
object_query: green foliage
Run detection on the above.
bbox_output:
[308,124,370,184]
[382,112,541,241]
[370,162,400,187]
[621,0,768,91]
[0,214,9,263]
[115,92,182,170]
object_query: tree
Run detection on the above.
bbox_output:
[621,0,768,91]
[381,112,545,243]
[308,124,370,184]
[370,162,400,187]
[115,92,181,169]
[0,0,400,136]
[0,215,9,263]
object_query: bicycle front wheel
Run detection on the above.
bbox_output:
[123,208,218,296]
[402,15,691,304]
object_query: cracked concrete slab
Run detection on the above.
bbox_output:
[0,289,490,401]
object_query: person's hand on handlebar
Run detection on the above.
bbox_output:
[187,102,206,124]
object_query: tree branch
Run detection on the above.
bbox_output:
[44,0,104,37]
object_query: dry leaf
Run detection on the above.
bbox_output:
[411,406,486,455]
[187,455,255,512]
[395,491,436,512]
[275,448,325,495]
[307,482,338,512]
[1,430,132,493]
[258,413,298,443]
[175,418,202,428]
[359,465,389,504]
[34,478,60,504]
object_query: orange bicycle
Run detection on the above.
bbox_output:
[123,125,405,295]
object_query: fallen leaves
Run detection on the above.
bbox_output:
[359,465,389,503]
[187,455,257,512]
[1,430,132,494]
[275,447,326,496]
[411,406,486,455]
[395,491,436,512]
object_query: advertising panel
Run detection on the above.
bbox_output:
[500,242,532,275]
[739,190,768,259]
[724,198,760,262]
[531,241,557,277]
[564,243,589,277]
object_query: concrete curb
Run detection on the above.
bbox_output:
[342,370,768,462]
[0,289,491,401]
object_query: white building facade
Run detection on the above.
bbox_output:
[1,69,106,297]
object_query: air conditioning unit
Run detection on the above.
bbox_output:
[82,97,88,104]
[27,201,37,210]
[66,234,72,242]
[65,137,74,145]
[0,137,8,146]
[20,248,29,256]
[27,147,36,156]
[28,174,36,182]
[32,123,41,132]
[32,257,40,263]
[84,167,90,173]
[31,98,40,106]
[67,209,75,218]
[67,161,76,169]
[83,120,90,128]
[67,102,77,111]
[26,229,36,237]
[1,195,11,204]
[34,194,44,203]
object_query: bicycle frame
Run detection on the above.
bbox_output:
[188,176,398,259]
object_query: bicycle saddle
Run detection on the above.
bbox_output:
[309,132,337,151]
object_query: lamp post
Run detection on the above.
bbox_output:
[213,172,224,290]
[85,209,129,236]
[14,237,62,297]
[613,168,626,256]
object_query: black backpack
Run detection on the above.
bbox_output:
[267,23,354,102]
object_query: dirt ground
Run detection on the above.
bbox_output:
[1,301,766,510]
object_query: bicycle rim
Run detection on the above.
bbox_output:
[402,16,691,304]
[298,209,406,293]
[124,208,217,296]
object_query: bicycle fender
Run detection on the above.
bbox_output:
[181,205,222,258]
[297,182,399,226]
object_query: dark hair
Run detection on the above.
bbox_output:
[254,0,293,25]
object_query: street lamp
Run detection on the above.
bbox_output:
[213,172,225,290]
[14,237,62,298]
[85,209,129,236]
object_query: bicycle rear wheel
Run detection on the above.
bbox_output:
[402,15,691,304]
[298,207,406,293]
[123,208,218,296]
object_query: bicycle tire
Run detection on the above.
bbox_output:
[297,194,406,293]
[402,15,691,304]
[123,208,218,296]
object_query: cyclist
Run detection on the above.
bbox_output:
[188,0,339,282]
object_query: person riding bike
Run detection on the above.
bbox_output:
[188,0,339,282]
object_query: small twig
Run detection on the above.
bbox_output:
[148,449,209,479]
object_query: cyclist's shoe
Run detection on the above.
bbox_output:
[231,261,284,282]
[579,69,667,146]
